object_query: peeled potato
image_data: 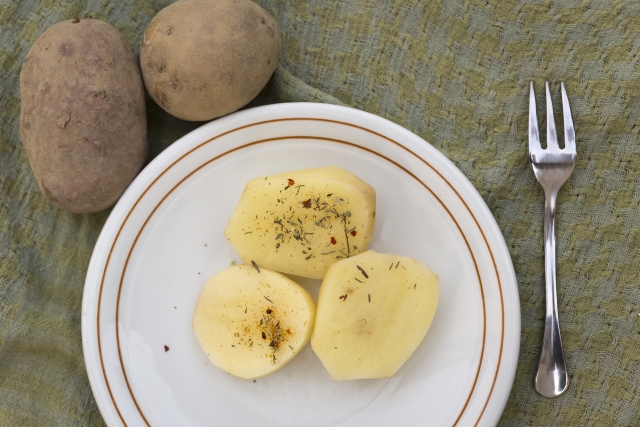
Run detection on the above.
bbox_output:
[192,264,315,379]
[224,167,376,279]
[311,250,439,380]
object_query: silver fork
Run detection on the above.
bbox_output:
[529,81,575,398]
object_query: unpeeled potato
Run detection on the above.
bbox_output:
[19,18,147,213]
[140,0,281,121]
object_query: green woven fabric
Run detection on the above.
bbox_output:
[1,0,640,425]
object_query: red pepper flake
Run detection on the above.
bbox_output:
[350,230,357,236]
[262,332,267,339]
[302,199,312,208]
[330,237,337,245]
[164,345,169,352]
[286,328,291,334]
[288,179,295,186]
[266,309,272,314]
[339,295,345,299]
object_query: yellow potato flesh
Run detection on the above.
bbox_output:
[224,167,376,279]
[311,250,439,380]
[192,264,316,379]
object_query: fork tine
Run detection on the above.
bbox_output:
[561,82,576,153]
[529,82,541,153]
[545,81,559,149]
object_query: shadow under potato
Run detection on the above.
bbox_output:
[144,75,279,165]
[145,90,207,164]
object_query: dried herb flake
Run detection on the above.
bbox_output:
[251,260,260,273]
[357,265,369,278]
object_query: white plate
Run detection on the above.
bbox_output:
[82,103,520,427]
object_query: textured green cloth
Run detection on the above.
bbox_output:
[1,0,640,425]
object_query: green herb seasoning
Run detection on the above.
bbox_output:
[357,265,369,278]
[251,260,260,273]
[252,178,359,263]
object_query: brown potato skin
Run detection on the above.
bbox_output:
[20,19,147,214]
[140,0,281,121]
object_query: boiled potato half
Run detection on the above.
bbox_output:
[311,250,439,380]
[224,167,376,279]
[193,264,315,379]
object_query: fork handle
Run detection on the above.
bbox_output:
[535,190,569,398]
